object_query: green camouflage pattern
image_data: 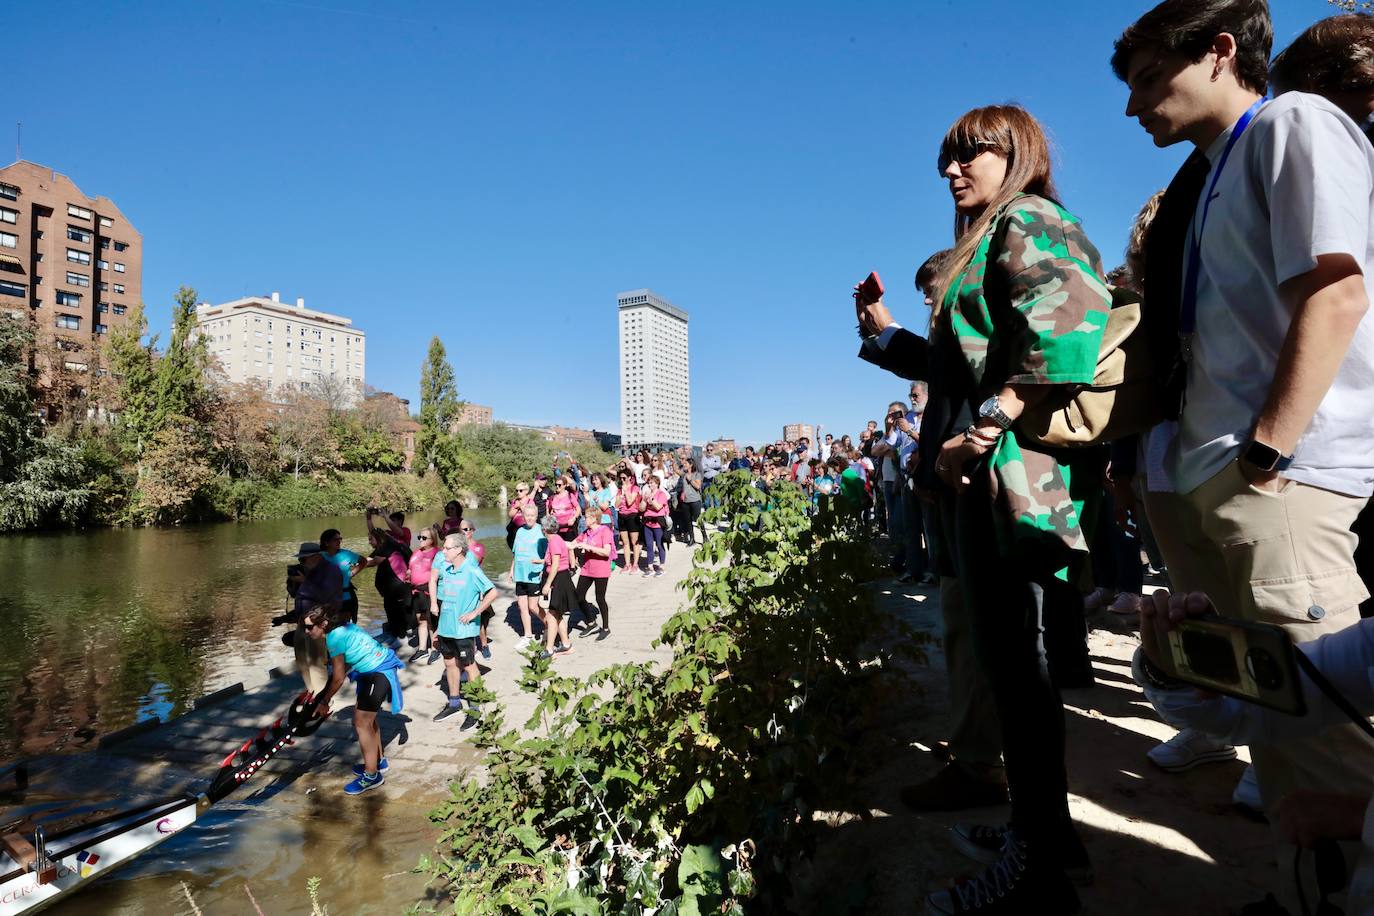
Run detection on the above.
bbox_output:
[942,193,1111,554]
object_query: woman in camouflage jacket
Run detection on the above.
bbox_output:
[922,104,1111,916]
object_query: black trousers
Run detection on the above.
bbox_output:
[575,575,609,628]
[954,477,1080,864]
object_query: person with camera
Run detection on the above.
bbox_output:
[1114,0,1374,833]
[1134,590,1374,911]
[287,542,344,696]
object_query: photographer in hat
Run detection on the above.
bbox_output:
[287,542,342,695]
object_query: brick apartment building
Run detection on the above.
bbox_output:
[0,161,143,413]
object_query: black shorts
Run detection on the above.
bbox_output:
[355,672,392,712]
[515,581,541,597]
[619,513,642,535]
[411,590,434,620]
[436,635,476,665]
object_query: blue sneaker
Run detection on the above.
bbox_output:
[344,771,385,795]
[351,758,389,777]
[479,643,491,660]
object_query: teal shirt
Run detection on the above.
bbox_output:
[324,623,389,673]
[328,548,363,598]
[433,554,494,639]
[511,525,547,584]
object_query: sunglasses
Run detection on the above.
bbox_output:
[460,526,475,533]
[418,534,432,541]
[937,139,998,175]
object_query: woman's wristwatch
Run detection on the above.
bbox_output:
[978,395,1015,431]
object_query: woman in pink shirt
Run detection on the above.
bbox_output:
[616,470,642,575]
[641,476,670,578]
[407,524,440,662]
[574,516,615,640]
[539,515,577,658]
[549,474,582,543]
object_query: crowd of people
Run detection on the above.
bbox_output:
[849,2,1374,913]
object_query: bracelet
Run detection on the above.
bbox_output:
[963,425,1001,447]
[1131,647,1187,691]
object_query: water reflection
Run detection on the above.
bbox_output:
[0,509,512,759]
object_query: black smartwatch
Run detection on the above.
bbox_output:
[1241,439,1294,473]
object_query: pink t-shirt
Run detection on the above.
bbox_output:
[574,524,615,578]
[642,489,668,525]
[617,484,641,514]
[546,535,571,575]
[470,541,486,565]
[550,491,579,527]
[408,547,437,593]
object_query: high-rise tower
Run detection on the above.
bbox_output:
[618,288,690,452]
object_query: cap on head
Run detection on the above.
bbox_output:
[296,542,323,559]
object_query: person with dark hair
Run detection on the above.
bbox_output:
[438,500,464,538]
[538,515,577,657]
[1115,0,1374,871]
[319,528,362,624]
[361,510,412,649]
[1271,13,1374,140]
[408,524,441,662]
[303,601,404,795]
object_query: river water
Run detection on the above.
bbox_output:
[0,507,512,913]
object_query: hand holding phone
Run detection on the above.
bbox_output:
[855,271,884,305]
[853,271,895,338]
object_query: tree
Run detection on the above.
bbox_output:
[149,286,213,431]
[0,316,91,530]
[132,415,215,524]
[417,336,460,470]
[99,303,157,459]
[275,386,338,479]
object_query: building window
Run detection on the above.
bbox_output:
[97,259,108,269]
[99,216,113,228]
[66,271,90,287]
[67,204,92,220]
[113,283,124,294]
[114,241,128,252]
[113,305,125,315]
[0,280,24,298]
[55,314,81,330]
[113,261,126,273]
[99,282,108,292]
[67,249,91,264]
[0,207,15,225]
[67,225,91,243]
[95,323,108,334]
[0,231,15,249]
[0,258,19,275]
[0,184,18,201]
[56,291,81,307]
[99,238,109,249]
[97,304,108,313]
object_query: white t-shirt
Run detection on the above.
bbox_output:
[1169,92,1374,498]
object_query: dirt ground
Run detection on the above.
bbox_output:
[795,577,1280,915]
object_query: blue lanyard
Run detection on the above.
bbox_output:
[1180,98,1266,359]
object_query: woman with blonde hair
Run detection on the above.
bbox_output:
[860,105,1111,914]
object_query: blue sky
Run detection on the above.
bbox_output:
[11,0,1325,445]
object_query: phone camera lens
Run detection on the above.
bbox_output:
[1244,648,1283,690]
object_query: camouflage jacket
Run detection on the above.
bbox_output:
[941,193,1111,554]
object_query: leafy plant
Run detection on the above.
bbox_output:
[425,471,919,913]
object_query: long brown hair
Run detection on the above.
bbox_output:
[932,105,1059,322]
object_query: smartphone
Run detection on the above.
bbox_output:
[1162,616,1306,715]
[856,271,884,305]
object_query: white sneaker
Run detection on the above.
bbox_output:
[1083,587,1115,611]
[1147,728,1237,773]
[515,635,532,649]
[1232,764,1263,816]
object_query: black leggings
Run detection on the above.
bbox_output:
[682,501,703,543]
[575,575,609,628]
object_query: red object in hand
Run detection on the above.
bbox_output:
[856,271,884,304]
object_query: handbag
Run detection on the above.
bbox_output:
[1016,286,1166,448]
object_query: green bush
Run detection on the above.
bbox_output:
[424,472,921,913]
[432,425,616,506]
[207,472,449,521]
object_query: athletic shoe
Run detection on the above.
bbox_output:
[555,645,573,655]
[433,703,464,723]
[344,771,385,795]
[460,715,479,731]
[516,635,533,649]
[1147,728,1237,772]
[1232,764,1265,820]
[925,831,1080,914]
[1108,593,1141,615]
[351,758,390,777]
[950,823,1094,886]
[410,648,427,663]
[642,569,652,578]
[427,649,440,665]
[1083,587,1114,611]
[479,643,491,660]
[596,629,610,641]
[538,649,552,660]
[580,623,601,638]
[654,568,664,578]
[918,573,939,586]
[896,573,914,584]
[408,635,419,648]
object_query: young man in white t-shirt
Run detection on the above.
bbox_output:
[1114,0,1374,901]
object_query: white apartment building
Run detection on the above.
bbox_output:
[194,292,365,402]
[618,288,690,452]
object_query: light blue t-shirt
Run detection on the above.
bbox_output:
[511,525,547,584]
[324,623,389,674]
[433,553,495,639]
[591,487,615,524]
[328,548,363,598]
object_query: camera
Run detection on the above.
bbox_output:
[1163,616,1306,715]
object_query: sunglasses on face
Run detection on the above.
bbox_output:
[418,534,432,541]
[937,139,997,176]
[460,526,475,533]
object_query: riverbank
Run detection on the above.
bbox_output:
[4,527,696,914]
